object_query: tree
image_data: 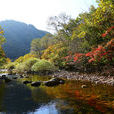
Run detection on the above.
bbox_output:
[0,26,6,66]
[48,13,71,32]
[40,33,55,49]
[30,34,55,58]
[0,26,5,45]
[30,38,42,58]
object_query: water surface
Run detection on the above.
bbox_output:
[0,74,114,114]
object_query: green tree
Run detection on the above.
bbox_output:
[0,26,6,66]
[31,38,42,58]
[0,26,5,45]
[30,33,55,58]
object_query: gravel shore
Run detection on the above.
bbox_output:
[52,70,114,86]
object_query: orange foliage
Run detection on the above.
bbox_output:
[6,58,11,63]
[86,45,108,63]
[101,26,114,37]
[73,53,84,62]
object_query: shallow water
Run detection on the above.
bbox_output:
[0,74,114,114]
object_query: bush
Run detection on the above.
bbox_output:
[15,63,25,74]
[5,62,18,74]
[31,59,58,73]
[15,58,39,73]
[6,62,17,70]
[6,58,58,75]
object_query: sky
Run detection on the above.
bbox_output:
[0,0,98,33]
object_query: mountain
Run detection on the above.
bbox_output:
[0,20,48,60]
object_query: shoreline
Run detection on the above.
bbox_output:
[52,70,114,86]
[0,69,114,86]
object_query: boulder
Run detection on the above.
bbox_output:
[23,80,32,84]
[50,78,65,84]
[31,81,41,87]
[44,80,59,86]
[1,74,6,77]
[0,75,11,83]
[44,78,65,87]
[81,85,88,88]
[1,75,7,79]
[50,77,63,81]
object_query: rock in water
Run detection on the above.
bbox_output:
[23,80,32,84]
[31,81,41,87]
[44,81,59,86]
[81,85,88,88]
[44,78,65,87]
[0,75,12,83]
[1,75,7,79]
[50,78,65,84]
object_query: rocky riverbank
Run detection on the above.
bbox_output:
[0,69,114,86]
[52,70,114,86]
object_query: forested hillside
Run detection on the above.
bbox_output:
[0,20,48,60]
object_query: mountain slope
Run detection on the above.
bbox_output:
[0,20,48,59]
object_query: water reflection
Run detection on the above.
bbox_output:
[0,75,114,114]
[1,81,53,114]
[0,81,5,112]
[29,103,58,114]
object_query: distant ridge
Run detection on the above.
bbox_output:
[0,20,48,59]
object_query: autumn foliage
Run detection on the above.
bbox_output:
[64,26,113,72]
[4,0,114,75]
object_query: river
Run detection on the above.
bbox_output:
[0,74,114,114]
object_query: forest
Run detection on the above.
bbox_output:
[0,0,114,76]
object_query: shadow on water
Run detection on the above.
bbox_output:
[0,81,54,114]
[0,74,114,114]
[0,81,5,112]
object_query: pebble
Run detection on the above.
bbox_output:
[52,70,114,86]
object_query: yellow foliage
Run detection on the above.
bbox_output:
[6,58,11,63]
[0,46,5,57]
[15,53,36,63]
[0,30,4,34]
[78,31,86,38]
[41,43,68,66]
[23,53,36,60]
